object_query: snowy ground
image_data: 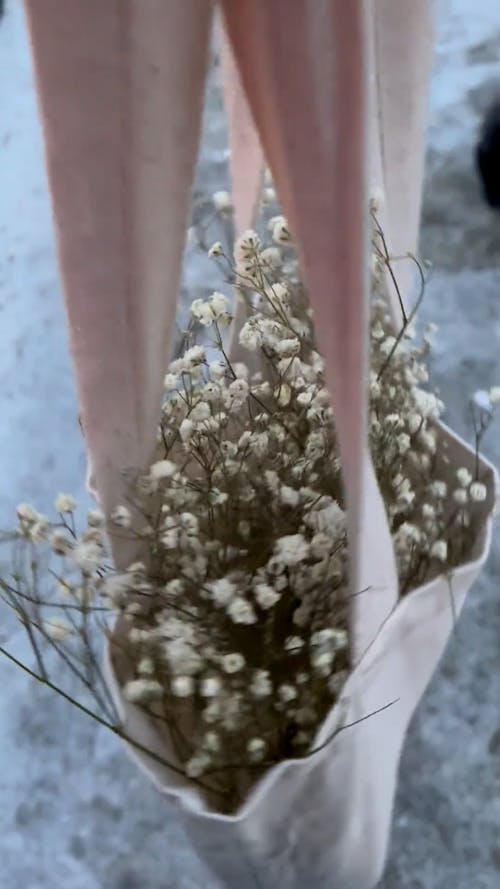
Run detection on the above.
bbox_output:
[1,2,500,887]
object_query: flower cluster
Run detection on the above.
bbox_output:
[1,215,495,812]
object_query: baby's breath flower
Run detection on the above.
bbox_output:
[489,386,500,405]
[250,670,272,698]
[430,540,448,562]
[163,372,179,391]
[150,460,177,480]
[55,493,76,513]
[179,418,195,442]
[284,636,305,653]
[247,737,267,763]
[123,679,163,704]
[453,488,468,506]
[111,505,132,528]
[254,582,280,610]
[87,508,105,528]
[278,684,297,703]
[274,534,309,567]
[269,215,290,244]
[43,617,74,641]
[208,241,223,258]
[431,480,447,499]
[456,467,473,488]
[200,676,222,698]
[171,676,194,698]
[72,541,102,573]
[470,481,487,502]
[190,299,214,327]
[184,345,205,368]
[186,753,211,778]
[51,533,73,556]
[222,653,245,674]
[207,578,236,607]
[212,190,232,212]
[227,596,257,625]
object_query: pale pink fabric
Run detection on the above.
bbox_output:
[25,0,213,537]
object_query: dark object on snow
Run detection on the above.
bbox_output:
[477,100,500,209]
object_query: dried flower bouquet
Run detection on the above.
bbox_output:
[1,220,497,819]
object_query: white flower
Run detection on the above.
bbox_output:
[210,291,229,318]
[212,190,232,212]
[123,679,163,703]
[200,676,222,698]
[150,460,177,480]
[269,215,290,244]
[413,389,443,419]
[280,485,300,507]
[87,508,105,528]
[262,186,276,204]
[472,389,493,413]
[456,467,473,488]
[284,636,305,653]
[138,657,154,676]
[419,430,437,454]
[274,534,309,566]
[278,684,297,703]
[250,669,272,698]
[260,246,282,269]
[111,505,132,528]
[207,577,236,606]
[102,573,132,608]
[190,298,214,327]
[72,541,102,573]
[209,360,226,379]
[179,418,195,442]
[489,386,500,405]
[408,413,422,434]
[163,372,179,391]
[397,433,411,454]
[311,628,347,648]
[453,488,468,505]
[227,596,257,625]
[238,321,260,351]
[380,336,397,356]
[203,732,221,753]
[276,338,300,358]
[228,378,249,407]
[171,676,194,698]
[51,533,73,556]
[247,737,267,762]
[165,578,184,596]
[470,481,487,502]
[430,540,448,562]
[254,582,280,610]
[311,649,333,677]
[16,503,38,522]
[208,241,223,258]
[398,523,421,544]
[186,753,211,778]
[431,481,447,499]
[55,493,76,513]
[234,229,260,262]
[184,345,205,368]
[222,653,245,674]
[43,617,74,641]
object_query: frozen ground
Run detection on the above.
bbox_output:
[0,2,500,887]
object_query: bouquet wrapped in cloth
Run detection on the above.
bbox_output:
[9,1,495,887]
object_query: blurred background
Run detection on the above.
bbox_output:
[0,1,499,887]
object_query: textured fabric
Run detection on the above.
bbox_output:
[24,0,213,549]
